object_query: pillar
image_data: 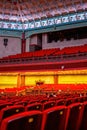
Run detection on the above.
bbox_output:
[54,74,58,84]
[21,32,26,53]
[21,75,25,86]
[17,74,21,88]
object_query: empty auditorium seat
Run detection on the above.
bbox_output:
[65,103,84,130]
[56,99,65,106]
[41,106,67,130]
[0,103,13,111]
[0,105,25,125]
[15,101,28,106]
[65,98,74,106]
[0,111,42,130]
[42,101,56,110]
[25,103,42,111]
[79,101,87,130]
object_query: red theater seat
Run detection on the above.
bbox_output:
[79,101,87,130]
[15,101,28,106]
[56,99,65,106]
[0,105,25,125]
[42,101,56,110]
[41,106,67,130]
[65,98,74,106]
[0,103,13,111]
[25,103,42,111]
[1,111,42,130]
[65,103,84,130]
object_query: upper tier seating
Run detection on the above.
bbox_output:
[53,44,87,55]
[1,44,87,62]
[7,48,59,59]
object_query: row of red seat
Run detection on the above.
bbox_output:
[1,44,87,60]
[0,86,28,96]
[35,84,87,91]
[53,44,87,55]
[0,92,86,108]
[0,82,86,129]
[0,100,87,130]
[0,84,87,97]
[2,48,58,59]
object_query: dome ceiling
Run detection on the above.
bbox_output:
[0,0,86,23]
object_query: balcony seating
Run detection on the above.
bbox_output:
[0,44,87,65]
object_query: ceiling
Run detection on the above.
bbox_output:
[0,0,87,23]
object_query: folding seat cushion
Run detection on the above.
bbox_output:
[25,103,42,111]
[1,111,42,130]
[65,103,84,130]
[79,101,87,130]
[0,105,25,124]
[42,101,56,110]
[41,106,67,130]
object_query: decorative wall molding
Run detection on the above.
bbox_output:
[0,12,87,38]
[25,20,87,37]
[0,30,22,38]
[0,12,86,30]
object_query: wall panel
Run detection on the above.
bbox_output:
[0,75,17,89]
[25,75,54,85]
[59,74,87,84]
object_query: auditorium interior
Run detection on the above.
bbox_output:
[0,0,87,130]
